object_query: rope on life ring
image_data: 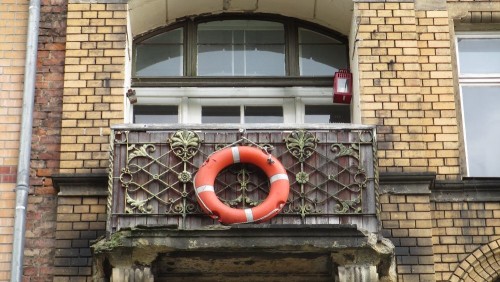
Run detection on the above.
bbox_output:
[193,146,289,225]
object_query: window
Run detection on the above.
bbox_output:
[456,34,500,177]
[197,20,285,76]
[131,16,351,125]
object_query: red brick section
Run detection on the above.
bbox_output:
[0,166,17,183]
[24,0,67,280]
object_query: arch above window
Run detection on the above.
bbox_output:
[132,15,349,87]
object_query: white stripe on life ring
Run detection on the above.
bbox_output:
[270,173,288,183]
[244,208,254,222]
[231,147,240,163]
[196,185,214,195]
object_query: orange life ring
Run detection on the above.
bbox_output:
[194,146,289,225]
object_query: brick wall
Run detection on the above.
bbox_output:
[380,192,436,281]
[21,0,69,281]
[0,0,29,280]
[54,195,107,281]
[60,3,127,174]
[356,2,460,180]
[432,201,500,281]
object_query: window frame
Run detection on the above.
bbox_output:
[130,87,348,124]
[132,14,349,88]
[455,32,500,177]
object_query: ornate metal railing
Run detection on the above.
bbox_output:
[108,124,379,233]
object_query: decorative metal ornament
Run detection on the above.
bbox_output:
[168,130,201,161]
[295,171,310,184]
[285,130,318,162]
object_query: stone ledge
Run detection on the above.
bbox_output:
[92,224,394,274]
[431,178,500,202]
[52,173,108,197]
[379,172,435,195]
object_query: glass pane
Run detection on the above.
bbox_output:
[135,45,183,76]
[246,45,285,76]
[141,29,183,44]
[305,105,350,123]
[135,28,183,77]
[462,86,500,176]
[198,45,234,76]
[245,106,283,123]
[134,105,178,123]
[197,20,285,76]
[458,38,500,75]
[202,106,240,123]
[299,29,348,76]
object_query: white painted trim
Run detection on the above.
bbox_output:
[455,33,500,176]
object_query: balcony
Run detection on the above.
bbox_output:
[92,124,393,281]
[107,124,379,233]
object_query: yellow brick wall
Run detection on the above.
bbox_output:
[356,2,460,180]
[60,3,126,174]
[432,202,500,281]
[0,0,28,280]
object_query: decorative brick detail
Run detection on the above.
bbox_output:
[448,238,500,282]
[60,2,127,174]
[0,166,17,183]
[431,202,500,281]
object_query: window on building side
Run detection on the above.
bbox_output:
[457,34,500,177]
[131,16,350,125]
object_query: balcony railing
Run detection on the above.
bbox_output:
[108,124,379,233]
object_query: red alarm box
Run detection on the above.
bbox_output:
[333,69,352,104]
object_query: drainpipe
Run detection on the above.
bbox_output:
[10,0,41,281]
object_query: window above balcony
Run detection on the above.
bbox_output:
[129,16,352,124]
[132,15,348,87]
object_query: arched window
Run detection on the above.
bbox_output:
[131,15,350,124]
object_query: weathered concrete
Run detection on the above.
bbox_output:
[92,225,395,281]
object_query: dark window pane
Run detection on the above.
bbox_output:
[245,106,283,123]
[458,38,500,75]
[202,106,240,123]
[462,86,500,176]
[134,105,178,123]
[305,105,350,123]
[299,29,348,76]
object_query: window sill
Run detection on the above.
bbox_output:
[132,77,333,88]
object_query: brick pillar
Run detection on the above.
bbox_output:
[380,174,436,282]
[60,2,126,174]
[354,1,460,180]
[53,174,108,280]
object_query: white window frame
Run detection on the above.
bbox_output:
[130,87,338,124]
[456,32,500,176]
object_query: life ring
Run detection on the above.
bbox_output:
[194,146,289,225]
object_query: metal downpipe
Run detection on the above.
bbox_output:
[10,0,41,281]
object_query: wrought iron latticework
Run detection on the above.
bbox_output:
[109,125,378,232]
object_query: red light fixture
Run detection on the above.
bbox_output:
[333,69,352,104]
